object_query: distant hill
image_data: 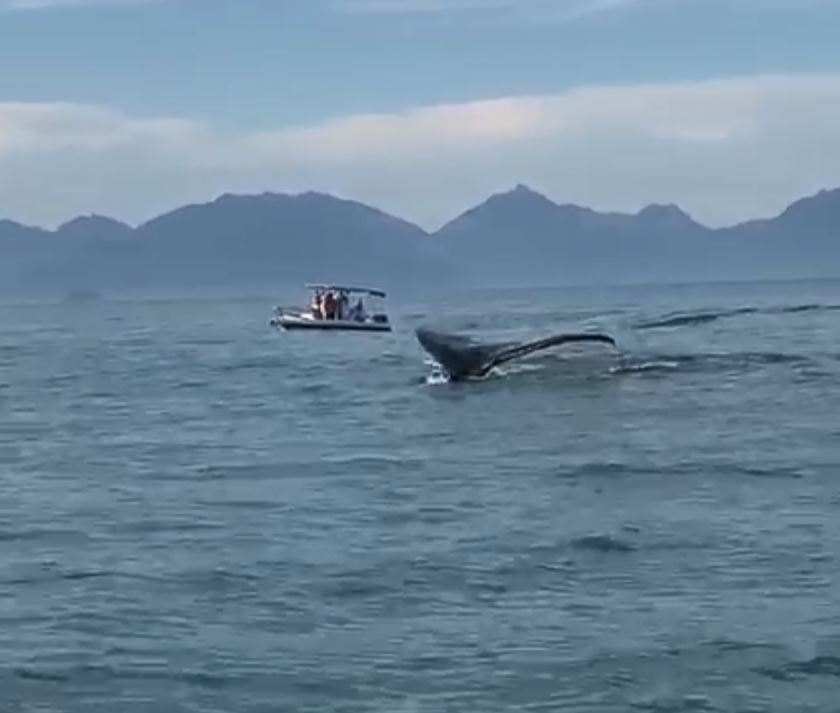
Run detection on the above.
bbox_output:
[1,185,839,297]
[57,215,134,242]
[434,184,712,286]
[435,184,840,286]
[0,192,448,297]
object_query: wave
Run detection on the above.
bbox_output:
[558,458,807,483]
[637,302,840,330]
[0,568,168,587]
[13,664,237,688]
[570,534,636,553]
[637,307,759,329]
[756,654,840,681]
[610,359,680,375]
[639,303,840,330]
[219,356,296,373]
[612,350,813,379]
[425,347,822,385]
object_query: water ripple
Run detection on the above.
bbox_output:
[1,286,839,712]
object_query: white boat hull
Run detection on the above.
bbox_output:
[271,312,392,332]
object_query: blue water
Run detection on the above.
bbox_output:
[2,281,840,712]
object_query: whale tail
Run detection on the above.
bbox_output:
[415,327,617,381]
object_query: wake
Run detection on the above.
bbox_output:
[417,299,839,385]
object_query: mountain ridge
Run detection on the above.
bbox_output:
[1,185,838,296]
[5,183,835,238]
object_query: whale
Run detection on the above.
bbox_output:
[415,326,617,382]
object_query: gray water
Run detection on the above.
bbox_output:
[2,281,840,712]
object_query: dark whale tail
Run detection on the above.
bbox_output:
[416,327,617,381]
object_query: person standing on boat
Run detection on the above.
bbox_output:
[338,291,349,321]
[311,289,323,319]
[352,297,366,322]
[323,290,337,320]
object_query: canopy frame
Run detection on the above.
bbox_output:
[305,284,387,298]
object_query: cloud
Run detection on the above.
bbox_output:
[2,0,827,13]
[2,0,637,15]
[0,0,624,12]
[0,0,158,9]
[337,0,641,18]
[1,73,839,230]
[2,0,824,17]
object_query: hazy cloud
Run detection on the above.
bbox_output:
[334,0,824,18]
[337,0,642,18]
[0,0,158,9]
[1,73,839,230]
[2,0,824,15]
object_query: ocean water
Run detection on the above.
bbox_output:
[1,280,839,712]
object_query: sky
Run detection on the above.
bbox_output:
[1,0,840,230]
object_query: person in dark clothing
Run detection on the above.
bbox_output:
[338,291,350,321]
[323,291,336,320]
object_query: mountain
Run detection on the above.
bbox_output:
[0,192,448,297]
[772,188,840,232]
[0,218,49,246]
[129,191,439,289]
[57,215,133,241]
[435,185,711,286]
[435,185,840,286]
[1,185,839,297]
[707,188,840,281]
[95,191,450,294]
[0,219,53,295]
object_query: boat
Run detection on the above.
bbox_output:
[270,284,392,332]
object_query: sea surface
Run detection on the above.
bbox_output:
[1,280,840,712]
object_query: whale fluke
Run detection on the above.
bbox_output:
[416,327,617,381]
